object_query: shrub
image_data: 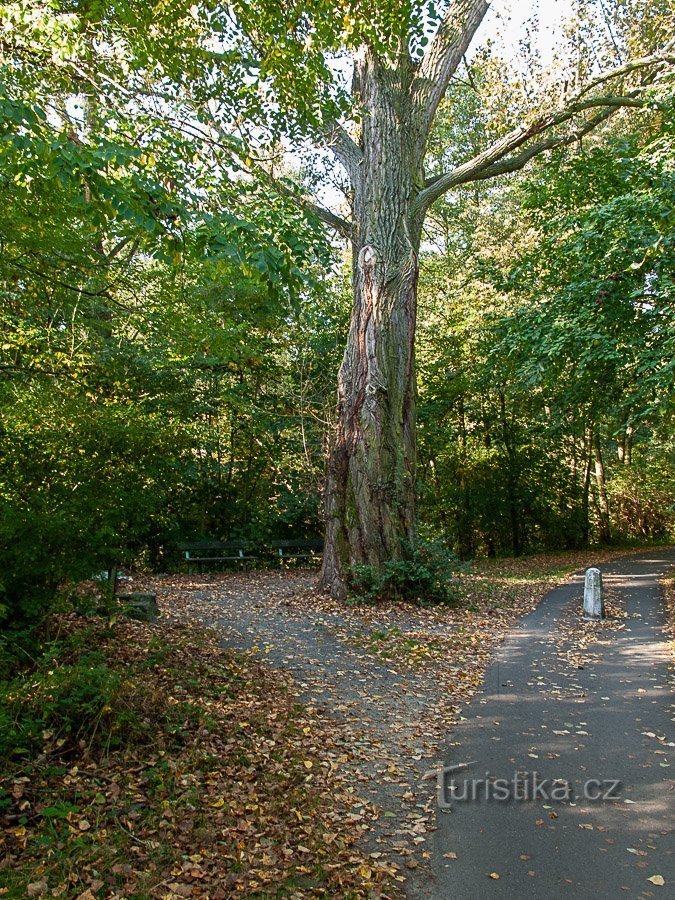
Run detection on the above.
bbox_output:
[348,536,461,606]
[0,628,151,760]
[607,448,675,542]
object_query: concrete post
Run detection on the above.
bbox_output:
[583,567,604,620]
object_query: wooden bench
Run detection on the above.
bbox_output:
[177,539,324,573]
[269,539,323,564]
[177,541,256,574]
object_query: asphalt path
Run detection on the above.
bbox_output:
[426,551,675,899]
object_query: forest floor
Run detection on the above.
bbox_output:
[1,547,672,899]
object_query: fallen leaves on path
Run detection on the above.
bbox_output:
[126,548,646,879]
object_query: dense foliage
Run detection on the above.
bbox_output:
[417,110,674,556]
[0,0,673,628]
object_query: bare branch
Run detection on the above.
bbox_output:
[416,47,673,213]
[415,104,626,212]
[303,199,354,240]
[575,48,675,99]
[268,176,354,240]
[457,107,616,185]
[462,54,480,93]
[411,0,489,160]
[104,235,135,262]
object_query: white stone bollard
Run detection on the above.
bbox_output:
[583,567,604,620]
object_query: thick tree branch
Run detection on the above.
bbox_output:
[411,0,489,160]
[420,95,647,205]
[456,107,617,185]
[415,101,641,213]
[303,199,354,240]
[267,173,354,239]
[323,121,362,182]
[414,45,672,216]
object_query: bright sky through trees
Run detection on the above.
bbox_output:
[478,0,567,56]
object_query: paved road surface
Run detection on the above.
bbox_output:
[426,551,674,899]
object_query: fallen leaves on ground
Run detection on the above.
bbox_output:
[0,615,399,898]
[661,570,675,662]
[124,547,654,876]
[553,588,628,671]
[16,545,656,896]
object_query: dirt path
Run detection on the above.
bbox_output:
[146,571,448,874]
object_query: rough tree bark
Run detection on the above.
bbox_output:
[320,2,488,597]
[321,52,424,594]
[304,3,672,598]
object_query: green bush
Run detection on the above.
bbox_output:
[0,389,185,627]
[0,630,147,760]
[607,447,675,542]
[348,536,461,606]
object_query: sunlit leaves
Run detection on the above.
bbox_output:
[500,129,674,421]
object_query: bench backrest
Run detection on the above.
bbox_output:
[271,539,323,550]
[177,540,249,551]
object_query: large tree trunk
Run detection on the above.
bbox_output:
[319,52,422,598]
[312,0,645,596]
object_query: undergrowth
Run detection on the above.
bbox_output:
[348,536,463,606]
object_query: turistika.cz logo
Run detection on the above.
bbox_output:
[423,762,622,808]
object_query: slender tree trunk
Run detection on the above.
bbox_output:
[456,395,475,559]
[617,417,634,465]
[498,392,522,557]
[593,434,612,543]
[581,424,594,546]
[624,423,633,466]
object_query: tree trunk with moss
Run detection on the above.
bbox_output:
[319,50,424,597]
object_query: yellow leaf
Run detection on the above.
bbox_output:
[488,872,500,879]
[303,760,313,769]
[647,875,665,886]
[210,797,225,808]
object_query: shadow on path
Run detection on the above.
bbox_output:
[425,551,675,899]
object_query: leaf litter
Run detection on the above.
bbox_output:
[2,547,655,897]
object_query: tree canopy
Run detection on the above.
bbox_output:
[0,0,673,620]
